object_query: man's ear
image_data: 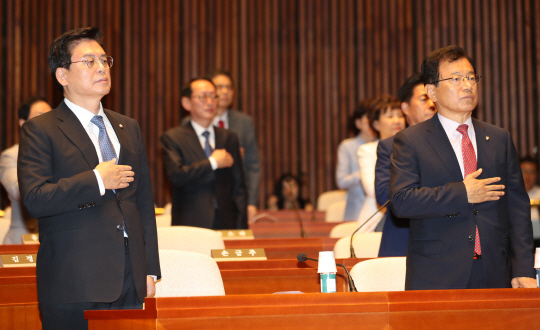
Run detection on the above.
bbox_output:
[181,97,192,112]
[372,120,380,132]
[55,68,68,87]
[425,84,437,103]
[401,102,410,117]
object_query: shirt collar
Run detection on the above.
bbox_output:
[438,113,475,138]
[64,97,105,127]
[191,119,215,137]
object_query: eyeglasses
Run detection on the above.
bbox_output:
[63,56,114,69]
[215,84,233,91]
[434,74,481,86]
[192,94,218,102]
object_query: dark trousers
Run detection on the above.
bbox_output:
[466,258,487,289]
[39,241,142,330]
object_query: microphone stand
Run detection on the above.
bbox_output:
[297,253,357,292]
[293,199,307,238]
[349,200,389,258]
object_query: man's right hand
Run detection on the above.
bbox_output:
[463,168,505,203]
[211,149,234,168]
[95,159,134,190]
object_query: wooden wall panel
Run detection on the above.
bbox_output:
[1,0,540,210]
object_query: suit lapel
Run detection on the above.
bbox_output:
[187,122,210,160]
[227,110,239,132]
[56,101,100,168]
[472,119,492,176]
[105,109,132,164]
[425,115,463,180]
[215,127,226,150]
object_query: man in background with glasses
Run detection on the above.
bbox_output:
[17,27,161,329]
[390,45,535,290]
[161,78,247,230]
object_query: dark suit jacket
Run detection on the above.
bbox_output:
[17,101,161,304]
[375,136,409,257]
[160,122,247,229]
[182,109,261,206]
[390,115,534,290]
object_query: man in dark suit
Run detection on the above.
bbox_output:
[390,45,535,290]
[376,73,436,256]
[161,78,247,229]
[209,71,261,221]
[17,27,160,329]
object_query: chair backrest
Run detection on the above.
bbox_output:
[324,200,347,223]
[333,232,382,258]
[0,208,10,245]
[329,221,358,238]
[317,190,347,211]
[157,226,225,256]
[155,214,172,227]
[155,249,225,297]
[350,257,406,292]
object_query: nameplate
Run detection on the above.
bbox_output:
[0,254,37,267]
[211,248,267,261]
[216,229,255,240]
[22,234,40,245]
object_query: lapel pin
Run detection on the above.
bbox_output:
[119,124,123,128]
[486,136,489,141]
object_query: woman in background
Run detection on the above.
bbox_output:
[267,173,313,211]
[356,95,405,232]
[335,99,377,220]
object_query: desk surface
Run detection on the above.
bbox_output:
[85,289,540,330]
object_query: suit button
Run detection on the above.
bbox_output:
[117,225,124,231]
[469,235,474,241]
[118,199,122,203]
[473,209,478,215]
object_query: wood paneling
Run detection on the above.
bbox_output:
[1,0,539,208]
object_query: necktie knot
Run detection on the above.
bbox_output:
[202,131,210,139]
[456,124,469,136]
[91,115,106,130]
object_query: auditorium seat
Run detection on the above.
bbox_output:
[0,207,11,244]
[333,232,382,258]
[155,249,225,297]
[324,200,347,222]
[316,190,346,211]
[329,221,358,238]
[157,226,225,256]
[350,257,406,292]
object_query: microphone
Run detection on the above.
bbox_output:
[292,200,307,238]
[297,253,357,292]
[349,200,389,258]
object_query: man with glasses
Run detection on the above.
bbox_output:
[390,45,535,290]
[17,27,161,329]
[161,78,247,230]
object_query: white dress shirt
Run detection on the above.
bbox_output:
[190,120,218,170]
[438,113,477,178]
[64,98,121,196]
[212,110,229,129]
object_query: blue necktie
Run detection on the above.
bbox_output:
[202,131,213,157]
[91,115,127,234]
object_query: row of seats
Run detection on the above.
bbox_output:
[156,249,406,297]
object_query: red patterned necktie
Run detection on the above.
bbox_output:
[456,124,481,256]
[218,120,225,128]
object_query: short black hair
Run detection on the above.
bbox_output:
[49,27,103,92]
[421,45,476,87]
[18,97,48,121]
[367,94,401,135]
[350,98,373,135]
[207,69,235,87]
[180,77,216,98]
[398,73,424,103]
[520,155,538,167]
